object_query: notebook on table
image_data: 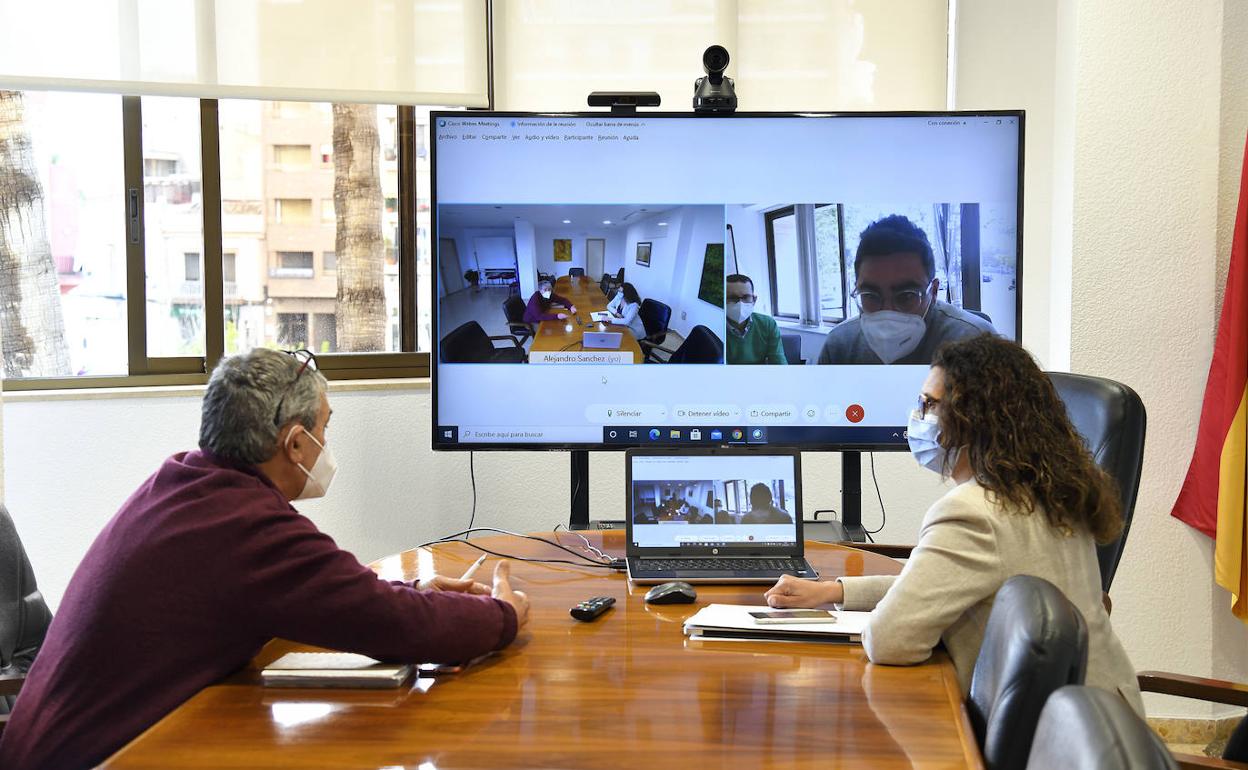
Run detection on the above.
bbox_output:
[683,604,869,644]
[625,448,819,584]
[261,652,413,689]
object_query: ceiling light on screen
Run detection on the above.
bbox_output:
[658,222,668,226]
[562,219,571,224]
[602,220,612,225]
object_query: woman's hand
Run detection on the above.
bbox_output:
[764,574,843,608]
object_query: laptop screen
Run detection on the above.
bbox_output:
[627,450,800,552]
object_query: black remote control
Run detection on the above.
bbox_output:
[570,596,615,622]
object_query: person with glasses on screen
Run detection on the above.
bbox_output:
[725,274,788,365]
[816,215,997,365]
[765,335,1143,714]
[0,348,530,770]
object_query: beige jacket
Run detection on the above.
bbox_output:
[838,480,1144,715]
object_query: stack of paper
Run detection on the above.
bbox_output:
[261,652,414,689]
[683,604,870,644]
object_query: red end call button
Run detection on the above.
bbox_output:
[845,404,865,423]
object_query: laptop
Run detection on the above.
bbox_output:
[625,447,819,584]
[583,331,623,349]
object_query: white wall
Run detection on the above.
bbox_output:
[532,226,614,277]
[956,0,1248,720]
[513,219,537,298]
[666,205,726,340]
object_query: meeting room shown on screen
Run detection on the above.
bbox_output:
[437,203,725,366]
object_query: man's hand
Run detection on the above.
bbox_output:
[569,305,577,314]
[417,575,491,594]
[764,574,842,608]
[492,561,530,628]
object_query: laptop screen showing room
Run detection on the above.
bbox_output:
[628,452,799,551]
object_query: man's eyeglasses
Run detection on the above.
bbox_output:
[851,281,933,314]
[273,349,319,426]
[727,293,757,304]
[916,393,941,420]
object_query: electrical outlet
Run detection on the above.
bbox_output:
[681,311,687,320]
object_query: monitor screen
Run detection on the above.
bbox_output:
[432,111,1022,450]
[627,450,800,551]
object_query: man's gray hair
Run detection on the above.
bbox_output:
[199,348,328,464]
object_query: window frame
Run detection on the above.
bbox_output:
[4,98,430,391]
[765,203,851,328]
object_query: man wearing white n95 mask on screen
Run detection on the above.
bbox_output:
[817,215,997,365]
[0,347,529,770]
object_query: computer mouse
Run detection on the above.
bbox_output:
[644,581,697,605]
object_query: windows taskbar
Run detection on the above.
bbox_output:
[599,425,908,446]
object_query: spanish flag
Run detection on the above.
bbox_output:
[1172,132,1248,622]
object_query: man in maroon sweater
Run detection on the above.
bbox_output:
[0,349,528,770]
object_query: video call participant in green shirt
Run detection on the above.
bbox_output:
[725,274,788,365]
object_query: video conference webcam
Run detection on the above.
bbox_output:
[693,45,737,114]
[587,91,662,114]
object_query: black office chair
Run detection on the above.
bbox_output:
[615,267,624,285]
[439,321,527,363]
[1026,686,1176,770]
[1137,671,1248,768]
[968,575,1088,770]
[1048,372,1146,592]
[568,267,585,278]
[1,505,54,733]
[780,332,804,365]
[599,275,612,295]
[968,309,994,325]
[649,325,724,364]
[849,372,1146,595]
[502,295,534,346]
[637,299,672,361]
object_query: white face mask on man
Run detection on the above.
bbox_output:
[540,290,552,300]
[286,426,338,500]
[859,310,928,364]
[727,300,754,325]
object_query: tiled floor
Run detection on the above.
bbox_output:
[438,286,527,348]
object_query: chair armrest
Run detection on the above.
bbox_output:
[849,543,915,559]
[488,334,525,349]
[1138,671,1248,708]
[0,673,26,697]
[1172,753,1248,770]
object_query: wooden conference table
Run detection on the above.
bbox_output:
[103,533,983,769]
[528,276,644,363]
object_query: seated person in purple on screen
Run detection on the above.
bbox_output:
[523,277,577,323]
[0,348,530,770]
[818,215,998,365]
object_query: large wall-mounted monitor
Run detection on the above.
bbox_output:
[431,111,1023,451]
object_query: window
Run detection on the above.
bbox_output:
[273,144,311,167]
[766,204,848,326]
[184,253,201,281]
[274,198,312,225]
[220,100,402,356]
[222,252,237,284]
[274,251,314,278]
[0,91,128,378]
[277,312,308,348]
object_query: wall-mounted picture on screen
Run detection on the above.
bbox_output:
[635,241,652,267]
[724,202,1016,367]
[436,203,727,366]
[698,243,725,308]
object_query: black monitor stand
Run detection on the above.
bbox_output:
[840,451,868,542]
[570,448,870,540]
[570,450,591,529]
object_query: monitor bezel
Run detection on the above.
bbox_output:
[430,109,1026,453]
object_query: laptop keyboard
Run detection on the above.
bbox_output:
[638,558,806,572]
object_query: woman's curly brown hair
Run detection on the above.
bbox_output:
[931,334,1123,544]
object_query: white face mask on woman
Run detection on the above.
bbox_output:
[906,409,950,475]
[540,290,552,300]
[286,426,338,500]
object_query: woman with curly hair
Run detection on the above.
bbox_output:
[765,334,1143,713]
